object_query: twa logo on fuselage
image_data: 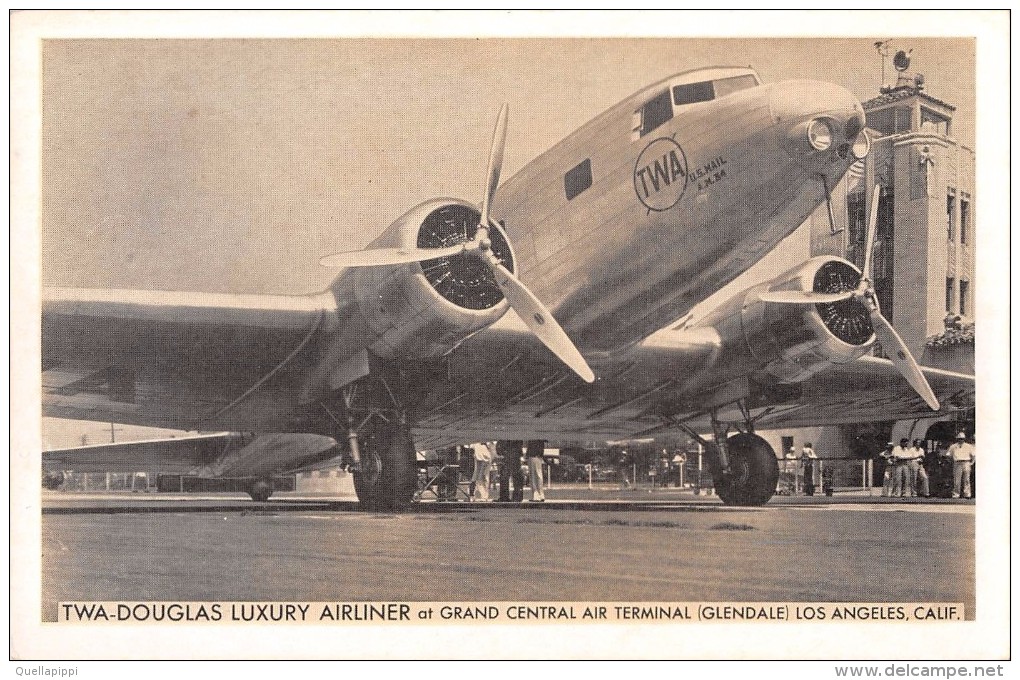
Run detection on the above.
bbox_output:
[633,137,688,212]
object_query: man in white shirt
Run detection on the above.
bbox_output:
[879,442,895,497]
[469,442,495,502]
[947,433,975,499]
[526,440,547,502]
[890,438,914,498]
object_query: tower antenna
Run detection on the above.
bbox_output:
[874,40,891,88]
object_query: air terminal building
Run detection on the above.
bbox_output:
[756,66,976,468]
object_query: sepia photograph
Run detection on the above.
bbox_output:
[10,10,1010,663]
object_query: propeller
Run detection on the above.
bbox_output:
[321,105,595,384]
[320,244,465,268]
[760,184,939,410]
[758,289,858,305]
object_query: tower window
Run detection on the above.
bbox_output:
[960,280,969,316]
[960,199,970,244]
[895,107,912,133]
[947,193,956,241]
[945,277,955,313]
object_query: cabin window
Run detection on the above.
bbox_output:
[672,81,714,106]
[564,158,593,200]
[639,89,674,136]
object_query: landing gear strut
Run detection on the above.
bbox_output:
[322,385,418,511]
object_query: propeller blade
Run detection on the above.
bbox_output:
[490,263,595,383]
[759,289,855,305]
[479,104,508,228]
[870,309,940,410]
[319,244,465,268]
[861,183,881,280]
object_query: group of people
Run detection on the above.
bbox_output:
[880,432,974,499]
[880,438,930,498]
[433,440,548,503]
[783,443,822,496]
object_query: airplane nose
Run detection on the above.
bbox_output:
[770,80,866,158]
[770,80,862,127]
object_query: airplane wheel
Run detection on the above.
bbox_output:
[352,421,416,511]
[713,433,779,506]
[248,479,273,502]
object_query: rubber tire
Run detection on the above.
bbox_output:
[352,423,417,511]
[249,479,273,502]
[713,433,780,506]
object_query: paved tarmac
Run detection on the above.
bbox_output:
[40,488,975,622]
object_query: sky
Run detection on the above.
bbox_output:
[40,34,976,298]
[22,12,1001,447]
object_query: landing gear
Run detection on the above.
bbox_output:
[349,418,417,511]
[323,377,418,510]
[248,478,273,502]
[712,433,779,506]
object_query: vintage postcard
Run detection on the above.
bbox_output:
[10,10,1010,662]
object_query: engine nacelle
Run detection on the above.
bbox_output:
[696,256,875,385]
[344,198,516,360]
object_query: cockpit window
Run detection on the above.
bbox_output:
[672,81,714,106]
[713,74,759,98]
[672,74,759,106]
[639,89,674,136]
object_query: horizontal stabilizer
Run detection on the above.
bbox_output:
[43,433,240,475]
[43,432,341,478]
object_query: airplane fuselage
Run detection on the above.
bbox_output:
[488,67,864,351]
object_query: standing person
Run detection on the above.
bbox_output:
[880,442,895,497]
[497,440,525,503]
[800,443,818,496]
[784,447,798,494]
[526,440,546,502]
[890,438,914,498]
[659,454,670,488]
[970,436,977,499]
[911,439,930,498]
[672,451,686,488]
[459,445,475,497]
[947,432,975,499]
[469,442,494,502]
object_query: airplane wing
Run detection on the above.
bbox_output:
[410,316,975,449]
[746,357,975,430]
[44,287,974,452]
[42,287,337,432]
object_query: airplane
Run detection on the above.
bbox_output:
[42,65,974,508]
